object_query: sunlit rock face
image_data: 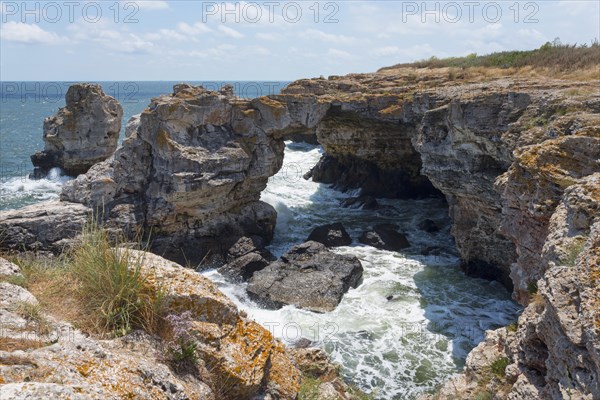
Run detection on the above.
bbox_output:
[31,83,123,177]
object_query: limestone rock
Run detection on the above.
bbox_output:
[307,222,352,247]
[57,86,287,266]
[31,83,123,176]
[247,241,363,312]
[0,200,91,253]
[128,250,301,399]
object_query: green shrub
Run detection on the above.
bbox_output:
[490,357,510,378]
[527,281,538,295]
[561,239,586,267]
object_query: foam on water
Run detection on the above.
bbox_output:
[204,142,521,399]
[0,168,71,210]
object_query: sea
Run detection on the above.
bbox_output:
[0,81,521,399]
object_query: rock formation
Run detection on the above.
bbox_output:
[2,85,296,266]
[306,222,352,247]
[358,224,410,251]
[31,83,123,177]
[0,252,300,399]
[247,241,363,312]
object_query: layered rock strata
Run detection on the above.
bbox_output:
[31,83,123,176]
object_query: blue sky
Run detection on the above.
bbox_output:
[1,1,598,81]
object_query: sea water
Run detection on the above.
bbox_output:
[204,141,522,399]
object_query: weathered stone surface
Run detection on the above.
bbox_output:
[0,200,91,253]
[31,83,123,176]
[9,86,294,266]
[218,236,274,281]
[0,259,21,276]
[0,251,302,400]
[307,222,352,247]
[247,241,363,312]
[430,174,600,400]
[358,224,410,251]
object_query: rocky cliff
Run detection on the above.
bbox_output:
[2,84,300,266]
[31,83,123,177]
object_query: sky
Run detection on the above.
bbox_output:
[0,0,599,81]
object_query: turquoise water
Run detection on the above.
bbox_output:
[0,81,287,210]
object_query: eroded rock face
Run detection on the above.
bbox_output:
[431,174,600,400]
[31,83,123,176]
[247,241,363,312]
[0,251,301,400]
[5,85,295,266]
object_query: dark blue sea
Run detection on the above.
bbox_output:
[0,81,288,210]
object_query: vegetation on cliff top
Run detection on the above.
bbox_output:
[381,39,599,72]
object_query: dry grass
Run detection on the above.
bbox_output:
[0,337,46,352]
[12,223,165,338]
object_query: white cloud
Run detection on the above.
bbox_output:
[304,29,356,45]
[371,44,435,60]
[177,22,211,36]
[218,25,244,39]
[130,1,169,10]
[256,32,283,41]
[145,28,187,42]
[327,48,354,59]
[0,22,66,44]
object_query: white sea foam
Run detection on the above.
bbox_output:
[203,141,520,399]
[0,168,71,209]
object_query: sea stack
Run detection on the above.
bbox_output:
[31,83,123,177]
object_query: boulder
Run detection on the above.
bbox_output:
[31,83,123,176]
[246,241,363,312]
[218,236,275,281]
[307,222,352,247]
[358,224,410,251]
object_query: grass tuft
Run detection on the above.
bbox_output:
[71,223,164,337]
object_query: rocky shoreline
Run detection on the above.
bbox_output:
[1,64,599,399]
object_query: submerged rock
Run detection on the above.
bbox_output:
[31,83,123,177]
[307,222,352,247]
[247,241,363,312]
[359,224,410,251]
[418,219,440,233]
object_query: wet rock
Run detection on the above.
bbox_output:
[419,246,444,256]
[218,236,275,281]
[359,224,410,251]
[219,252,270,281]
[247,241,363,312]
[31,83,123,176]
[307,222,352,247]
[340,196,379,210]
[418,219,440,233]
